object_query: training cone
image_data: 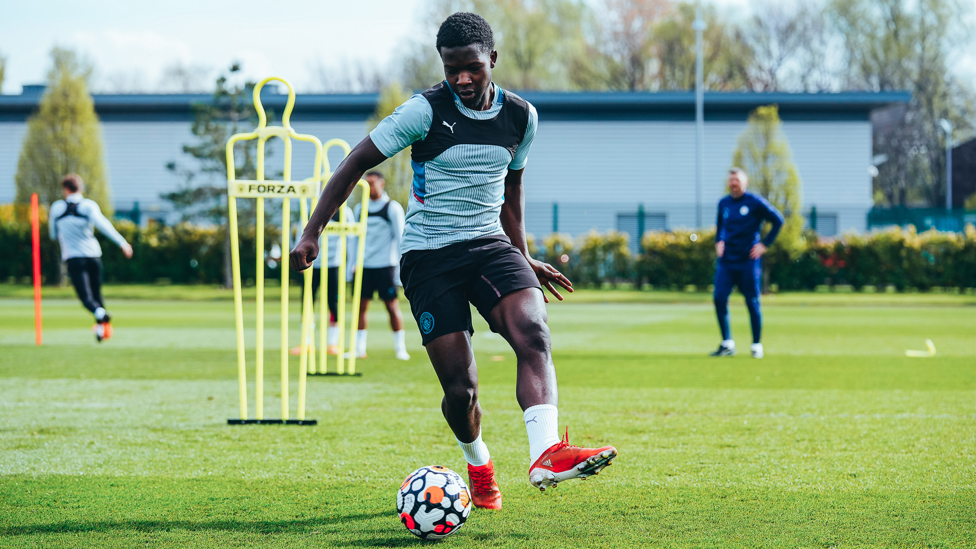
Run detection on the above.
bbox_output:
[904,339,936,358]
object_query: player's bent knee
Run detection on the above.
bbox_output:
[509,315,551,357]
[443,382,478,411]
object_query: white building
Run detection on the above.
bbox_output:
[0,86,909,245]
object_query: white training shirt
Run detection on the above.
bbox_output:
[368,83,538,253]
[313,205,355,269]
[349,192,406,269]
[49,194,128,260]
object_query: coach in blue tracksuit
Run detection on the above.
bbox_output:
[711,168,784,359]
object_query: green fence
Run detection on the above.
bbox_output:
[868,207,976,232]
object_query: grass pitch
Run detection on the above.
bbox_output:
[1,285,974,547]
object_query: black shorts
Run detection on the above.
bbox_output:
[361,266,398,302]
[399,235,542,345]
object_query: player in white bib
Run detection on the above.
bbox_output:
[348,171,409,360]
[48,174,133,342]
[290,205,354,356]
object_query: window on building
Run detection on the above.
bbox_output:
[804,212,838,237]
[617,212,667,253]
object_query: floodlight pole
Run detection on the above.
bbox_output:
[939,118,952,212]
[694,7,706,228]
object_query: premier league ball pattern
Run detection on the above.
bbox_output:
[396,465,472,540]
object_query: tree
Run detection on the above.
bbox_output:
[15,48,111,213]
[732,106,804,259]
[652,2,754,91]
[311,58,387,93]
[158,62,212,93]
[742,0,837,92]
[397,0,596,91]
[594,0,671,91]
[164,64,259,287]
[0,51,6,93]
[366,82,414,206]
[479,0,594,90]
[829,0,976,207]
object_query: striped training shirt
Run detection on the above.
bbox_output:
[369,82,537,253]
[49,193,128,260]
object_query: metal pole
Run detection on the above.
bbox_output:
[946,128,952,211]
[637,203,645,253]
[939,119,952,212]
[694,7,706,228]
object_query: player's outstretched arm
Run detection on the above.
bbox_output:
[500,168,573,303]
[89,201,133,258]
[291,136,387,272]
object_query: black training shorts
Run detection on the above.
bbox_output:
[361,266,398,302]
[399,235,542,345]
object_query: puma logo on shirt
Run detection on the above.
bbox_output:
[442,120,457,133]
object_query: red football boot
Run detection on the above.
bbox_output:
[528,427,617,491]
[467,460,503,510]
[93,322,113,343]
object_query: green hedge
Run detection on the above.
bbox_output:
[530,225,976,291]
[4,213,975,291]
[1,215,282,285]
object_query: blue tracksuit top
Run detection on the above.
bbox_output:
[716,192,784,264]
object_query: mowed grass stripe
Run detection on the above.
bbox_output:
[1,477,974,548]
[1,291,975,547]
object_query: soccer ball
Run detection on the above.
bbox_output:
[396,465,472,540]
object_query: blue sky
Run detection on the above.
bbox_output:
[0,0,428,92]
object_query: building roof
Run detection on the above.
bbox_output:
[0,86,911,123]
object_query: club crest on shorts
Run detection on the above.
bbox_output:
[740,205,750,216]
[420,312,435,334]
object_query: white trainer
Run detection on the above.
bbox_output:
[395,350,411,361]
[751,343,764,359]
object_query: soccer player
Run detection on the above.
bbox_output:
[290,205,354,356]
[711,168,784,359]
[49,174,133,342]
[348,170,410,361]
[291,12,617,509]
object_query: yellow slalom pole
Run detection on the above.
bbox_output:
[255,137,267,421]
[316,195,328,375]
[281,196,290,420]
[298,197,311,421]
[229,195,247,421]
[336,205,348,375]
[347,180,370,375]
[227,134,249,422]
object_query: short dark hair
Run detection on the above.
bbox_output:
[436,12,494,54]
[61,174,83,193]
[364,170,384,181]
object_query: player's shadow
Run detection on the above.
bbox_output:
[0,512,388,537]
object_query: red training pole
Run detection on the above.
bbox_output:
[31,193,42,346]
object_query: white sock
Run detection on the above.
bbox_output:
[356,329,367,355]
[393,330,406,352]
[457,432,491,467]
[94,307,107,321]
[523,404,560,464]
[723,339,735,349]
[751,343,763,351]
[328,326,339,346]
